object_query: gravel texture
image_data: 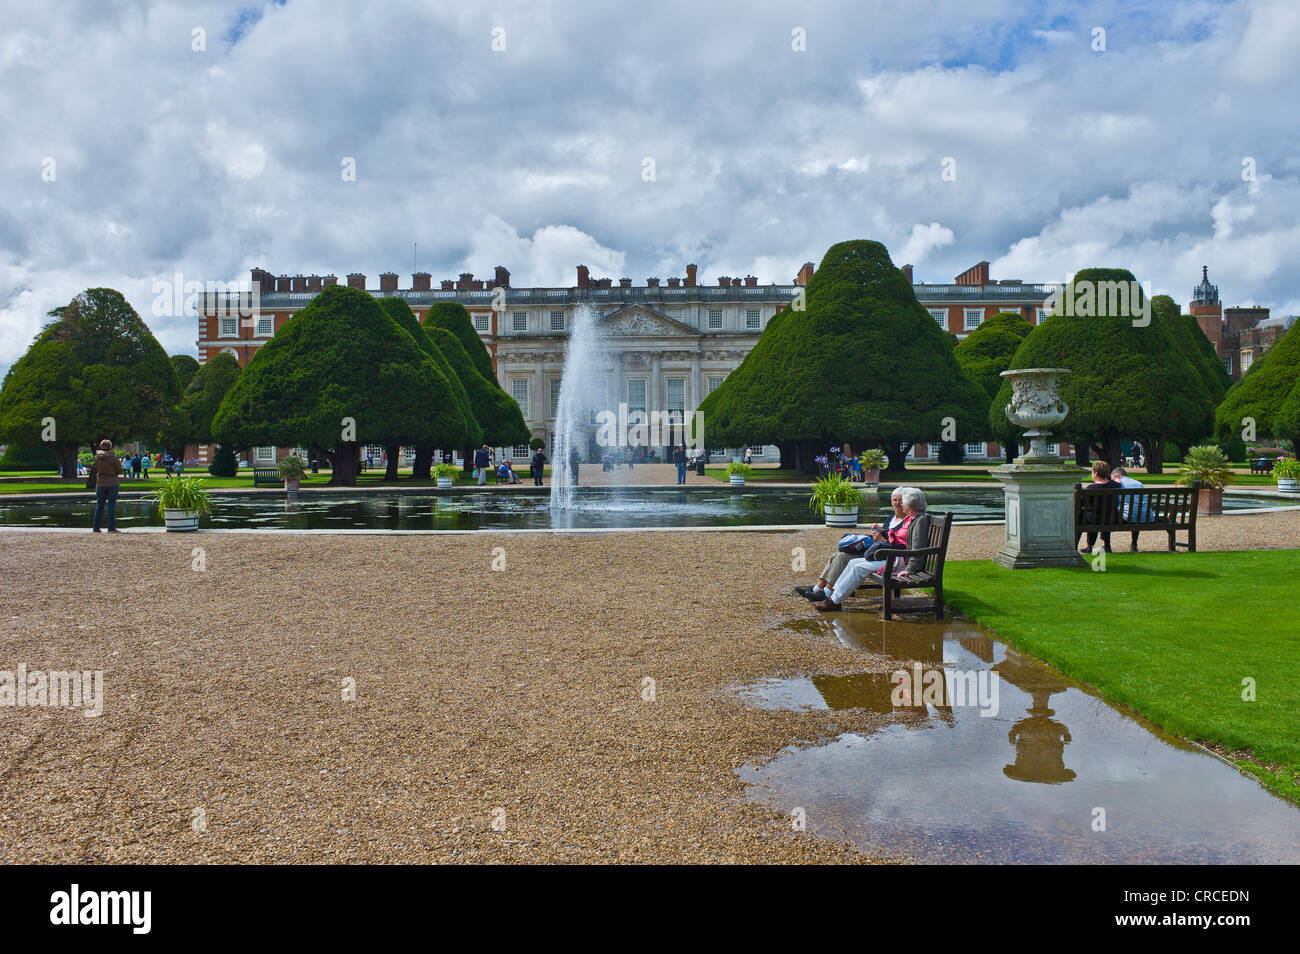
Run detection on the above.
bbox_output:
[1,510,1295,863]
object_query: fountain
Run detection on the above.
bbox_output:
[989,368,1087,568]
[550,303,607,510]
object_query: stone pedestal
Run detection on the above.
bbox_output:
[990,461,1086,569]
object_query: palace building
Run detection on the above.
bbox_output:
[196,260,1074,466]
[1188,266,1295,380]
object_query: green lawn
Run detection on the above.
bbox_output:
[945,550,1300,801]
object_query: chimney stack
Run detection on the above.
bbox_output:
[250,267,275,296]
[412,272,431,291]
[685,264,698,287]
[457,272,474,290]
[441,279,455,290]
[291,274,308,292]
[576,265,590,288]
[901,264,913,282]
[666,277,680,287]
[717,276,731,287]
[494,266,511,288]
[347,273,366,290]
[380,272,399,292]
[323,275,338,287]
[796,262,815,286]
[954,261,990,286]
[307,275,322,291]
[619,277,632,288]
[646,277,660,287]
[744,275,757,287]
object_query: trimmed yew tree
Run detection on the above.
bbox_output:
[424,302,497,381]
[377,298,482,479]
[698,240,985,471]
[1215,320,1300,452]
[955,310,1035,463]
[0,288,180,477]
[212,285,467,485]
[421,318,529,472]
[992,269,1215,467]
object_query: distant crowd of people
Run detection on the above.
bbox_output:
[78,450,190,479]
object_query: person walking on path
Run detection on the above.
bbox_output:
[474,445,491,485]
[673,444,687,485]
[530,446,547,486]
[90,439,123,533]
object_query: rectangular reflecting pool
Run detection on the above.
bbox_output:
[0,486,1289,532]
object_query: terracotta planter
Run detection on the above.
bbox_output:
[283,478,300,491]
[1198,487,1223,515]
[163,508,200,532]
[823,504,859,527]
[862,468,880,485]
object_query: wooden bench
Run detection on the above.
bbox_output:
[252,467,281,487]
[1250,458,1274,475]
[1074,481,1199,553]
[854,511,954,620]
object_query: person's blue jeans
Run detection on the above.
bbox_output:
[676,462,686,483]
[93,484,119,531]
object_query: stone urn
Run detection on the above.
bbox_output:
[1002,368,1072,461]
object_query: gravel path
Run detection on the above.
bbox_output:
[1,511,1296,863]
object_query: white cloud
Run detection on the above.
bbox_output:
[899,223,956,265]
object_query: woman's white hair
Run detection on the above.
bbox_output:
[899,487,927,512]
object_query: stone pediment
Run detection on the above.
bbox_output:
[596,304,701,338]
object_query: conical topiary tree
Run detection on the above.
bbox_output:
[955,310,1035,463]
[421,316,529,472]
[212,285,467,485]
[424,302,497,381]
[0,288,180,477]
[698,240,986,471]
[992,269,1215,467]
[1215,321,1300,454]
[377,298,482,478]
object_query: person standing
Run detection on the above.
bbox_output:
[567,446,580,486]
[673,444,687,485]
[90,439,123,533]
[530,446,547,486]
[474,445,491,485]
[132,454,142,479]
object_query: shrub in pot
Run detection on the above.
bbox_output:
[857,448,887,484]
[727,461,751,486]
[1176,445,1234,515]
[1272,457,1300,494]
[153,475,214,531]
[277,454,307,490]
[809,473,863,527]
[434,462,460,488]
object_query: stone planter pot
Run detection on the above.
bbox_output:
[1277,478,1298,494]
[283,478,300,491]
[823,504,859,527]
[163,508,200,532]
[729,475,746,486]
[436,476,454,489]
[862,468,880,485]
[1001,368,1071,460]
[1198,487,1223,515]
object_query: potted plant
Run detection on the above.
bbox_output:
[727,461,751,486]
[1272,457,1300,494]
[153,475,214,531]
[857,448,887,485]
[277,454,306,491]
[809,472,864,527]
[434,462,460,488]
[1176,444,1234,515]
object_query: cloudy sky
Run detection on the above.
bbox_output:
[3,0,1299,376]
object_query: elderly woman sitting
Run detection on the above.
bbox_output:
[795,487,911,603]
[813,486,929,612]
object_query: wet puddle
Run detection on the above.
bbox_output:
[738,615,1300,863]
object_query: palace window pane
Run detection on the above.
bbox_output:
[256,317,273,336]
[512,444,528,459]
[965,442,984,457]
[511,379,529,408]
[707,376,724,393]
[473,313,490,332]
[549,378,562,417]
[929,309,946,326]
[628,379,647,412]
[255,446,276,463]
[512,311,527,331]
[708,309,723,329]
[550,311,565,331]
[964,309,984,330]
[666,379,684,411]
[220,317,237,337]
[745,309,760,329]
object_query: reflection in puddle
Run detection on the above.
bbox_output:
[739,615,1300,863]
